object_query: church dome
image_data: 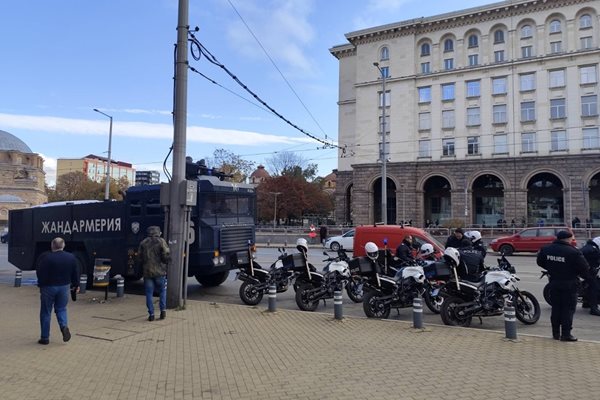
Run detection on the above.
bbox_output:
[0,130,32,153]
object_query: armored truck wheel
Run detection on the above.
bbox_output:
[195,271,230,287]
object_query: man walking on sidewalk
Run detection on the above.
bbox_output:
[138,226,170,321]
[36,237,80,345]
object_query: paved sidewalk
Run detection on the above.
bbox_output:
[2,284,600,400]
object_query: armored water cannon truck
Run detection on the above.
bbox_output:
[8,161,256,287]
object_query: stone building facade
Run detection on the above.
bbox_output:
[330,0,600,227]
[0,130,47,228]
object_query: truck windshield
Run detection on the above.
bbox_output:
[201,193,253,218]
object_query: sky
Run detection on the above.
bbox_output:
[0,0,494,186]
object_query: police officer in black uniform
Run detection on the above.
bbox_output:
[445,228,470,249]
[457,243,486,282]
[395,235,415,264]
[580,237,600,316]
[537,230,589,341]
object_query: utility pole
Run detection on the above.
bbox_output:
[270,192,281,229]
[166,0,189,309]
[373,62,387,224]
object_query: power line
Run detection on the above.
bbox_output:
[225,0,330,141]
[186,29,345,154]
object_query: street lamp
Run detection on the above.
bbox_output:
[93,108,113,201]
[373,62,387,224]
[270,192,281,230]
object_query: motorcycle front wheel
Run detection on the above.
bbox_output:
[346,278,364,303]
[362,290,391,319]
[295,284,320,311]
[440,296,472,327]
[239,281,264,305]
[514,291,541,325]
[424,290,444,314]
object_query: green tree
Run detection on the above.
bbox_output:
[206,148,255,183]
[267,151,317,181]
[47,172,129,202]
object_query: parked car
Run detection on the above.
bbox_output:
[489,226,575,255]
[1,231,8,244]
[324,229,355,251]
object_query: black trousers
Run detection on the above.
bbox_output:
[586,275,599,308]
[549,281,578,336]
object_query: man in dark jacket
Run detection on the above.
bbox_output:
[581,237,600,316]
[138,226,171,321]
[36,237,79,345]
[445,228,471,249]
[395,235,415,264]
[537,230,590,341]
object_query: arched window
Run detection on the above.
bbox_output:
[549,19,561,33]
[494,30,505,44]
[380,46,389,61]
[580,14,592,29]
[421,43,430,56]
[444,39,454,52]
[521,25,533,38]
[468,34,479,48]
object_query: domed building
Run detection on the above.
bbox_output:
[249,165,270,186]
[0,130,47,229]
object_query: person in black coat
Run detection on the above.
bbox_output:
[395,235,415,264]
[581,237,600,316]
[537,230,590,341]
[36,237,80,345]
[445,228,470,249]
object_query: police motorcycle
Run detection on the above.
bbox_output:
[294,239,359,311]
[439,248,541,327]
[235,242,296,305]
[541,267,599,306]
[352,242,440,319]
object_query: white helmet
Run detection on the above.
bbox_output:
[593,236,600,249]
[465,230,482,243]
[420,243,435,256]
[296,238,308,254]
[443,247,460,266]
[365,242,379,261]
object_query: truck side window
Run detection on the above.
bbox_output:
[129,200,141,216]
[146,198,161,215]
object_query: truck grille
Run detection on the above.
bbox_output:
[220,225,254,252]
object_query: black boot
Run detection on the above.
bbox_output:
[552,326,560,340]
[560,333,578,342]
[590,307,600,316]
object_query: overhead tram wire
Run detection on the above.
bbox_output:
[225,0,330,141]
[186,29,345,155]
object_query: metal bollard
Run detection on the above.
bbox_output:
[116,276,125,297]
[79,275,87,294]
[267,239,271,247]
[268,284,277,312]
[14,270,22,287]
[413,297,423,329]
[504,302,517,340]
[334,290,343,320]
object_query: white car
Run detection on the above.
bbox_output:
[324,229,355,251]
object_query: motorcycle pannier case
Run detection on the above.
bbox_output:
[282,253,307,271]
[348,257,377,276]
[424,262,451,279]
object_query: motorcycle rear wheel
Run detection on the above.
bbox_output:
[514,291,541,325]
[295,284,320,311]
[362,290,391,319]
[346,279,364,303]
[440,296,472,327]
[543,284,552,306]
[239,281,264,305]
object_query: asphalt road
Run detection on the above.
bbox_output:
[2,244,598,341]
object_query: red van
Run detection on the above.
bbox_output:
[353,225,445,258]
